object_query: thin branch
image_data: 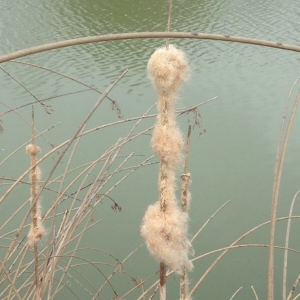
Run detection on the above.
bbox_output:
[180,125,192,300]
[191,200,231,242]
[0,66,52,113]
[287,274,300,300]
[283,190,300,300]
[268,90,300,300]
[165,0,173,49]
[0,32,300,63]
[251,286,259,300]
[0,261,22,300]
[190,216,300,296]
[229,287,243,300]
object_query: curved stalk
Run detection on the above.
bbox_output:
[0,32,299,64]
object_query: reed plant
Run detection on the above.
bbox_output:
[0,57,211,299]
[0,20,300,300]
[141,44,193,299]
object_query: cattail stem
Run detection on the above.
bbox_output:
[268,92,300,300]
[180,125,192,300]
[141,44,192,300]
[30,108,40,299]
[160,262,167,300]
[166,0,173,50]
[158,93,171,299]
[26,109,44,299]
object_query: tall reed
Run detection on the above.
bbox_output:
[26,142,45,300]
[141,44,193,299]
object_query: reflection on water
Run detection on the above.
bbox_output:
[1,0,300,298]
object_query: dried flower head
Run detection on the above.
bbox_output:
[147,44,188,95]
[28,220,45,247]
[141,202,192,273]
[151,123,183,167]
[26,144,41,156]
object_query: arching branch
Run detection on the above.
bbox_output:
[0,32,299,63]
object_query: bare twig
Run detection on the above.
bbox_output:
[0,32,300,64]
[229,286,243,299]
[0,261,22,300]
[268,86,300,300]
[190,216,300,296]
[166,0,173,49]
[0,66,52,113]
[180,125,192,300]
[283,190,300,300]
[191,200,231,242]
[251,286,259,300]
[287,274,300,300]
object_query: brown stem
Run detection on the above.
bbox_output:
[166,0,173,50]
[160,262,166,300]
[287,274,300,300]
[180,125,192,300]
[0,32,299,64]
[268,91,300,300]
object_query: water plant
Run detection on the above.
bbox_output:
[0,3,299,299]
[141,44,192,299]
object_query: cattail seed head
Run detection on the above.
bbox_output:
[26,144,41,156]
[28,166,42,182]
[151,123,183,167]
[147,44,188,95]
[27,220,45,247]
[141,202,193,273]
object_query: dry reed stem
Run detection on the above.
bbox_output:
[0,70,127,282]
[160,262,166,300]
[50,218,112,298]
[42,128,153,222]
[293,293,300,300]
[268,90,300,300]
[191,200,231,242]
[5,243,29,299]
[10,60,120,115]
[93,244,144,297]
[33,68,128,215]
[0,102,50,143]
[180,125,192,300]
[2,79,213,298]
[44,120,86,293]
[192,244,300,265]
[283,190,300,300]
[25,108,44,299]
[287,274,300,300]
[251,286,259,300]
[0,32,300,64]
[135,240,300,300]
[190,215,300,296]
[39,146,149,296]
[229,286,243,299]
[125,213,300,300]
[49,255,118,295]
[165,0,173,50]
[0,123,59,167]
[0,66,51,113]
[0,261,22,300]
[1,126,157,286]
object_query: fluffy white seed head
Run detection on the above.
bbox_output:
[141,202,193,273]
[147,44,188,95]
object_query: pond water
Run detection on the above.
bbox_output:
[1,0,300,299]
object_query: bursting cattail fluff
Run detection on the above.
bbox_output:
[141,45,192,273]
[26,144,45,246]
